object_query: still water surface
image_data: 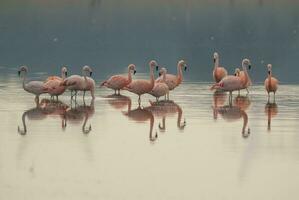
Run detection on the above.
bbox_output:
[0,71,299,199]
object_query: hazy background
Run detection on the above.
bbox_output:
[0,0,298,82]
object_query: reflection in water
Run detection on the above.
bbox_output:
[105,94,131,110]
[145,100,186,132]
[215,105,250,138]
[65,100,95,134]
[212,91,228,119]
[122,106,157,142]
[265,102,278,131]
[233,95,251,110]
[18,99,68,135]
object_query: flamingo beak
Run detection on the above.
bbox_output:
[133,70,136,75]
[248,65,251,70]
[268,70,271,75]
[18,70,21,76]
[65,72,68,77]
[158,72,161,76]
[184,65,187,71]
[213,58,216,63]
[156,66,159,71]
[90,72,92,77]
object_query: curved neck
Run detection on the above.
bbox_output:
[242,63,249,78]
[82,112,91,134]
[177,106,185,130]
[268,70,272,84]
[162,72,166,82]
[61,71,66,79]
[18,112,27,135]
[22,73,27,90]
[149,115,157,142]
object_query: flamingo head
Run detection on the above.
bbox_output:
[149,60,159,71]
[61,66,68,77]
[128,64,136,75]
[234,68,240,76]
[267,64,272,75]
[178,60,188,71]
[82,65,93,77]
[213,52,219,63]
[18,65,28,77]
[158,67,167,76]
[242,58,251,70]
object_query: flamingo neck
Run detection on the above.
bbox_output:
[150,67,154,87]
[242,63,249,83]
[22,73,27,90]
[177,64,183,83]
[127,99,132,113]
[214,58,219,70]
[268,70,272,85]
[162,72,166,82]
[61,71,66,79]
[127,68,132,83]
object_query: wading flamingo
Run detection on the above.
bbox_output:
[62,65,95,101]
[124,60,158,105]
[155,60,187,100]
[44,66,68,100]
[148,67,169,101]
[264,64,278,102]
[234,65,252,94]
[18,66,47,105]
[211,59,251,103]
[213,52,227,83]
[100,64,136,95]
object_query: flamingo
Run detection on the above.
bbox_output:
[124,60,158,105]
[62,65,95,101]
[100,64,136,95]
[155,60,187,100]
[234,65,252,94]
[44,66,68,100]
[18,66,47,105]
[265,102,278,131]
[211,59,251,103]
[148,67,169,101]
[264,64,278,102]
[213,52,228,83]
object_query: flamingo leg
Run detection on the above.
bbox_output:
[274,92,276,103]
[138,95,141,106]
[246,88,249,94]
[83,90,86,101]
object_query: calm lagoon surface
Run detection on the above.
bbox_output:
[1,0,299,200]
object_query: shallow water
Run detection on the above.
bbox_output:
[1,71,299,199]
[1,0,299,199]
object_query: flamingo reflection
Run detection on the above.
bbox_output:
[18,99,68,135]
[122,105,157,142]
[212,91,227,120]
[215,104,250,138]
[265,102,278,131]
[64,99,95,134]
[145,100,186,132]
[233,95,251,110]
[105,94,131,110]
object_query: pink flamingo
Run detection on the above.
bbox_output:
[211,59,251,103]
[148,67,169,101]
[155,60,187,100]
[234,66,252,94]
[213,52,227,83]
[62,65,95,101]
[44,66,68,100]
[264,64,278,102]
[100,64,136,95]
[124,60,158,105]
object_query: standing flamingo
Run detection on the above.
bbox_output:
[18,66,47,105]
[264,64,278,102]
[213,52,228,83]
[155,60,187,100]
[44,66,68,100]
[211,59,251,103]
[100,64,136,95]
[124,60,158,105]
[148,67,169,101]
[234,65,252,94]
[62,65,95,101]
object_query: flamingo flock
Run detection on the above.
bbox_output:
[18,53,278,108]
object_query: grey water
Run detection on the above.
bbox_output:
[1,0,299,200]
